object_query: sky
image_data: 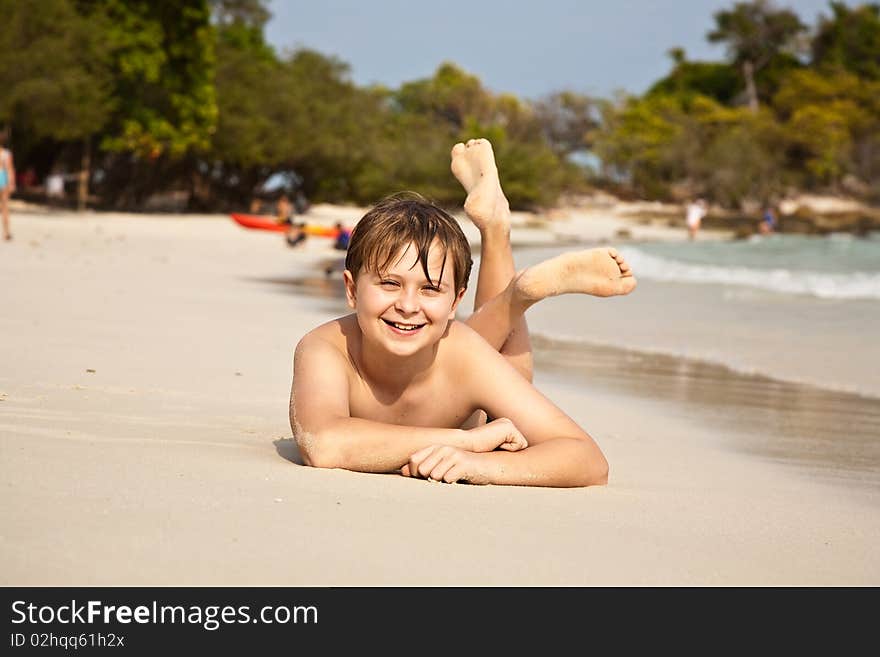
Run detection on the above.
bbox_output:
[264,0,846,100]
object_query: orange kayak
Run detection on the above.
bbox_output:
[230,213,340,237]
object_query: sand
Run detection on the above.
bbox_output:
[1,205,877,585]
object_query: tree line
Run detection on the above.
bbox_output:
[0,0,877,212]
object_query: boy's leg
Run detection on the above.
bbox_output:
[466,247,637,350]
[451,140,637,376]
[1,192,10,240]
[451,139,534,381]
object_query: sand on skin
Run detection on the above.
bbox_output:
[0,205,877,585]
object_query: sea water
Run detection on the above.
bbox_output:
[622,232,880,300]
[501,232,880,488]
[501,232,880,399]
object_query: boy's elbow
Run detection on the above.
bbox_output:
[578,449,609,487]
[588,460,609,486]
[295,430,344,470]
[304,446,341,470]
[589,454,609,486]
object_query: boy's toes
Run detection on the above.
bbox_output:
[451,142,466,157]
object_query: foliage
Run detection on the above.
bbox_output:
[98,0,218,158]
[594,1,879,204]
[647,57,742,105]
[707,0,807,109]
[3,0,879,210]
[774,68,880,185]
[0,0,114,140]
[812,2,880,80]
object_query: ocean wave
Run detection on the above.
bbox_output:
[620,247,880,300]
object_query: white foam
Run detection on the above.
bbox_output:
[621,247,880,300]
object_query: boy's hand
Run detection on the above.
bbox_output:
[401,445,491,485]
[468,417,528,453]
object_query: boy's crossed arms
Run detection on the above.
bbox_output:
[291,318,607,487]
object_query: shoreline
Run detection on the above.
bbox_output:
[532,336,880,492]
[263,268,880,491]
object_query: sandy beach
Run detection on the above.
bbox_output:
[1,203,878,586]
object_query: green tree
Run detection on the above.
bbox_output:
[533,91,601,157]
[700,109,787,206]
[99,0,218,160]
[206,0,282,204]
[812,2,880,80]
[707,0,807,111]
[0,0,115,208]
[774,68,880,188]
[395,63,495,131]
[648,48,742,105]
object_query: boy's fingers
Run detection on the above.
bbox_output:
[429,459,456,483]
[443,464,465,484]
[400,464,412,477]
[500,434,528,451]
[407,445,439,477]
[417,450,446,478]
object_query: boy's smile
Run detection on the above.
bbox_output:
[382,319,425,334]
[344,241,465,359]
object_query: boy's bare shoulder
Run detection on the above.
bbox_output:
[295,315,358,364]
[445,319,490,344]
[442,320,497,362]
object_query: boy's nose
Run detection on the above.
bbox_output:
[394,288,420,314]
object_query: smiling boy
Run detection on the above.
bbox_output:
[290,139,636,487]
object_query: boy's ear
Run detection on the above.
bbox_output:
[448,286,467,319]
[343,270,357,309]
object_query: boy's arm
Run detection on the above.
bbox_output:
[291,334,499,473]
[428,326,609,487]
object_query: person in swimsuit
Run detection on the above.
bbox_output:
[759,205,777,235]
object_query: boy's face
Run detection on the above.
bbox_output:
[343,241,466,358]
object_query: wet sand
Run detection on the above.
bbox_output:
[532,337,880,491]
[1,207,878,585]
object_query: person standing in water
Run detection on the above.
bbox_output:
[685,198,707,240]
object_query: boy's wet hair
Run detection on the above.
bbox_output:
[345,192,473,292]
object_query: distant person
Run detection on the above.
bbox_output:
[276,193,293,225]
[332,222,351,251]
[686,198,707,240]
[285,221,308,248]
[0,131,15,241]
[46,170,65,200]
[276,193,307,247]
[759,205,777,235]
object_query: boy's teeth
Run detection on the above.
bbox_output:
[391,322,420,330]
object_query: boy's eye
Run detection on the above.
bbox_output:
[379,280,399,287]
[422,285,441,293]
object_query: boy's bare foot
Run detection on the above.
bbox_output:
[515,248,637,301]
[450,139,510,232]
